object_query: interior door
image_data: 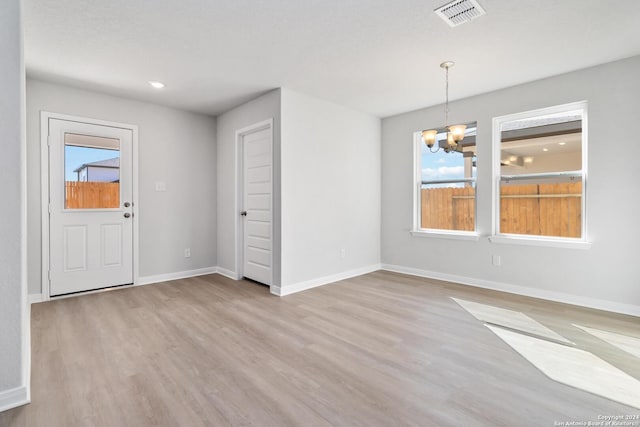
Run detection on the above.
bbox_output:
[48,118,133,296]
[242,126,272,286]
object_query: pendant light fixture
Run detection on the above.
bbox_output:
[422,61,466,153]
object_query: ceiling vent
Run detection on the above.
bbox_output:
[434,0,486,27]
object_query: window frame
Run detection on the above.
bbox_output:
[412,130,479,238]
[490,101,590,248]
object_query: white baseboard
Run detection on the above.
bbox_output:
[23,301,31,408]
[216,267,239,280]
[381,264,640,318]
[0,385,29,413]
[28,293,43,304]
[272,264,382,297]
[30,267,221,303]
[136,266,218,286]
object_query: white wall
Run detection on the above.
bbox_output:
[381,55,640,314]
[280,89,381,291]
[216,89,281,283]
[216,88,380,293]
[26,78,217,295]
[0,0,29,411]
[82,166,119,183]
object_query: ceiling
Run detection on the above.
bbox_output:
[23,0,640,118]
[502,132,582,158]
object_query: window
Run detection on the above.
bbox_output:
[64,133,121,209]
[414,122,477,234]
[492,102,587,243]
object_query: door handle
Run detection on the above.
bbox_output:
[124,202,131,207]
[124,212,131,218]
[240,211,247,216]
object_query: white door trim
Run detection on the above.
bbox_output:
[234,118,273,286]
[40,111,139,301]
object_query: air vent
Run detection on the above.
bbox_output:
[434,0,486,27]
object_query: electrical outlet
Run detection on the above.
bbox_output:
[492,255,501,266]
[184,248,191,258]
[340,248,346,259]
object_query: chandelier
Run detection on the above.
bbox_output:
[422,61,466,153]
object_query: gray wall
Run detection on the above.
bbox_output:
[280,89,381,289]
[26,78,217,295]
[0,0,27,405]
[381,55,640,311]
[216,89,282,284]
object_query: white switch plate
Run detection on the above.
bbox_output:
[492,255,501,266]
[155,181,166,192]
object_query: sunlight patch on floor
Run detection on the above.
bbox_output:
[487,325,640,410]
[451,298,574,344]
[574,324,640,360]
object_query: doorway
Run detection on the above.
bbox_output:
[237,119,273,287]
[42,113,138,298]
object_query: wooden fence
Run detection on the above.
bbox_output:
[421,186,476,232]
[65,181,120,209]
[421,182,582,237]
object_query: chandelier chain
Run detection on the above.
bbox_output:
[423,61,465,154]
[444,65,449,128]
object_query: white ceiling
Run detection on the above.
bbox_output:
[23,0,640,118]
[502,132,582,158]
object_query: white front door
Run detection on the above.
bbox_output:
[48,118,134,296]
[242,125,272,286]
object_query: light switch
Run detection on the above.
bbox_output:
[155,181,166,192]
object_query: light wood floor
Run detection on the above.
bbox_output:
[2,271,639,426]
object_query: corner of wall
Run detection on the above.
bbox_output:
[276,264,381,296]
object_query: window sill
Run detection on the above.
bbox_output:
[488,234,591,250]
[411,230,480,241]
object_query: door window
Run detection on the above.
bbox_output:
[64,133,120,209]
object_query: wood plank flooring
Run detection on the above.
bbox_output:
[1,271,639,426]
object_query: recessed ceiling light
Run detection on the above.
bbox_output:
[558,142,566,146]
[543,148,549,152]
[148,81,165,89]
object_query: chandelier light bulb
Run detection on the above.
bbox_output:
[448,124,467,142]
[447,132,457,147]
[422,129,438,147]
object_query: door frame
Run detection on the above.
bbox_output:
[234,118,273,286]
[40,111,139,301]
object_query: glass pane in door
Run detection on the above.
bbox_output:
[64,133,121,209]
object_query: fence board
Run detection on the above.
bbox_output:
[65,181,120,209]
[421,186,475,231]
[421,182,582,236]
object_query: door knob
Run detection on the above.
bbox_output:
[240,211,247,216]
[124,212,131,218]
[124,202,131,207]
